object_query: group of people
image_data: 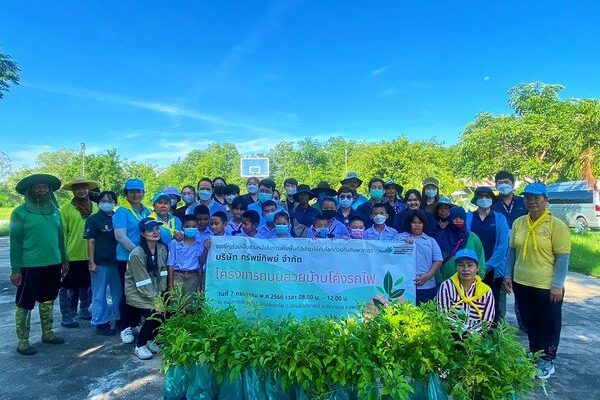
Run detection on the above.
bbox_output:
[9,169,570,379]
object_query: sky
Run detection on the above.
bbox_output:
[1,1,599,169]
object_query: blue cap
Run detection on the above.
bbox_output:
[523,182,547,197]
[124,178,145,191]
[138,217,163,232]
[163,186,181,197]
[152,192,171,204]
[455,249,479,264]
[340,172,363,186]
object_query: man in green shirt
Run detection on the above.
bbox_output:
[10,174,67,355]
[59,178,98,327]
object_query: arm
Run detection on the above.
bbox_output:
[166,240,176,290]
[57,210,68,265]
[486,213,509,275]
[503,247,516,294]
[128,250,158,300]
[549,219,571,302]
[199,239,211,270]
[482,290,496,323]
[470,233,487,278]
[114,228,136,252]
[9,210,24,285]
[87,239,97,272]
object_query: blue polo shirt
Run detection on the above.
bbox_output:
[257,225,277,239]
[112,204,151,261]
[357,201,395,228]
[167,239,203,271]
[363,225,398,241]
[248,202,285,227]
[225,220,244,236]
[491,194,527,229]
[185,199,227,216]
[306,219,348,239]
[351,194,369,210]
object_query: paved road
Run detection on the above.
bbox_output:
[0,236,598,399]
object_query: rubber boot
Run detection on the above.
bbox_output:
[77,287,92,320]
[15,307,37,355]
[59,288,79,328]
[39,301,65,344]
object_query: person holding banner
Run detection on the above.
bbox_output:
[396,209,443,305]
[167,215,203,294]
[124,217,168,360]
[291,185,320,238]
[363,203,398,240]
[113,178,152,339]
[307,198,349,238]
[434,206,486,284]
[225,196,247,236]
[437,248,495,331]
[273,212,292,238]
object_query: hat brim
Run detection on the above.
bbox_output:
[312,188,337,197]
[470,191,497,205]
[62,179,99,191]
[455,256,479,264]
[340,178,363,186]
[16,174,61,195]
[384,183,403,193]
[294,190,315,201]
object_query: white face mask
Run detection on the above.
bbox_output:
[373,214,387,225]
[497,183,513,196]
[424,188,437,198]
[99,202,115,213]
[476,198,493,209]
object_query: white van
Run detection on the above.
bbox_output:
[547,180,600,230]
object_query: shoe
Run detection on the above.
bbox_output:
[536,359,555,379]
[146,340,159,354]
[134,345,153,360]
[61,320,80,328]
[120,327,135,344]
[17,345,37,356]
[42,335,65,345]
[96,323,116,336]
[132,325,141,336]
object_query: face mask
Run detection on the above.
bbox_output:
[265,212,276,223]
[214,186,225,196]
[99,202,115,213]
[286,187,297,196]
[198,189,212,201]
[183,194,195,204]
[453,221,465,230]
[183,228,197,238]
[425,188,438,198]
[476,198,493,209]
[316,227,329,238]
[275,224,289,235]
[170,199,178,207]
[339,198,353,208]
[258,193,273,203]
[370,188,384,200]
[225,194,236,204]
[373,214,387,225]
[350,228,364,239]
[247,184,259,194]
[497,183,513,196]
[322,210,336,220]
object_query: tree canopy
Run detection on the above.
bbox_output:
[0,49,20,99]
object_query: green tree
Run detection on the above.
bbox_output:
[0,49,20,99]
[85,149,126,193]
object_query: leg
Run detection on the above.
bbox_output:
[15,268,37,355]
[498,285,507,319]
[58,288,79,327]
[90,265,109,326]
[107,265,122,323]
[513,282,535,351]
[116,261,128,329]
[536,288,563,361]
[37,265,65,344]
[137,310,161,347]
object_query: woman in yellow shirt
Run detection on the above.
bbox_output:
[503,183,571,380]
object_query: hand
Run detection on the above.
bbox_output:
[88,261,97,273]
[414,272,432,286]
[174,231,184,241]
[204,239,212,250]
[549,286,564,303]
[503,278,513,294]
[10,272,22,287]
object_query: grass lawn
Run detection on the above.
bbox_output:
[570,231,600,278]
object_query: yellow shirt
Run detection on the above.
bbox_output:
[60,202,98,261]
[510,212,571,289]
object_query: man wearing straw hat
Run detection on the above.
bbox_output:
[10,174,67,355]
[59,177,99,328]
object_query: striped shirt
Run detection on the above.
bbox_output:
[437,278,495,331]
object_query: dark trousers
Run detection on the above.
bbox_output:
[130,308,162,347]
[513,282,563,360]
[416,287,437,306]
[117,261,141,329]
[483,271,503,323]
[16,265,61,310]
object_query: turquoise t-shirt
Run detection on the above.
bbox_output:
[112,204,151,261]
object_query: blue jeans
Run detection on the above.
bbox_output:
[90,265,122,326]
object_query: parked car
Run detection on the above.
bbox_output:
[547,180,600,230]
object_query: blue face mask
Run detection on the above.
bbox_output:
[373,214,387,225]
[183,194,195,204]
[198,189,212,201]
[339,198,353,208]
[497,183,513,196]
[275,224,289,235]
[258,192,273,203]
[370,188,384,200]
[183,228,197,238]
[99,202,115,213]
[247,184,259,194]
[425,188,438,198]
[265,212,276,223]
[476,198,493,209]
[225,194,236,204]
[316,227,329,238]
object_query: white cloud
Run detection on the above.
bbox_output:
[483,76,491,81]
[371,65,391,77]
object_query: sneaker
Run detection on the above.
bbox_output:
[536,359,555,379]
[42,334,65,345]
[146,340,159,354]
[61,320,80,328]
[120,327,135,344]
[134,345,153,360]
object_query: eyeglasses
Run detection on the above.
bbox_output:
[338,194,353,200]
[144,226,161,232]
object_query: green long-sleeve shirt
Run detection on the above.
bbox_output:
[436,233,487,283]
[9,205,67,273]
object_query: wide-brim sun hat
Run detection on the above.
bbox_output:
[470,186,497,205]
[61,177,99,191]
[340,172,363,186]
[163,186,181,198]
[16,174,61,195]
[293,184,315,202]
[422,177,440,188]
[384,179,403,194]
[435,196,456,210]
[311,181,337,197]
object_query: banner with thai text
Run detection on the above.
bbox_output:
[205,236,416,319]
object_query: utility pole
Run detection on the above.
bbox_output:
[80,142,86,176]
